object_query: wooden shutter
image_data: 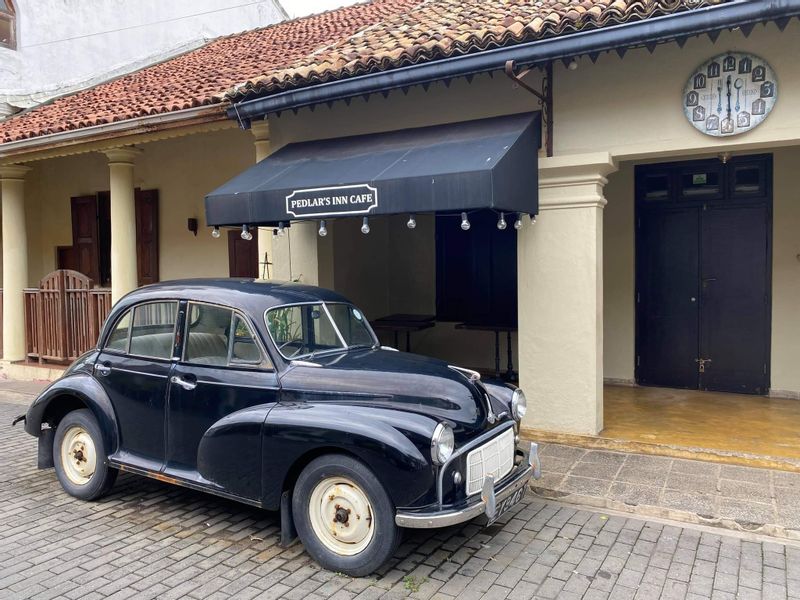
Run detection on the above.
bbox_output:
[135,189,159,286]
[70,195,100,284]
[227,229,259,277]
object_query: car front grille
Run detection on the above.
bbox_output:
[465,427,515,496]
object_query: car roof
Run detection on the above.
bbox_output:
[114,278,354,315]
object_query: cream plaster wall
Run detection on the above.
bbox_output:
[25,126,255,285]
[603,164,635,383]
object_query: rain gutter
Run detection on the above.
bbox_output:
[228,0,800,125]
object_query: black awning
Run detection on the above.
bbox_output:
[205,112,540,226]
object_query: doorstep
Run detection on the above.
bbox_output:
[522,426,800,473]
[0,360,65,384]
[528,442,800,542]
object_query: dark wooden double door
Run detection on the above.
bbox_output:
[61,190,159,286]
[636,155,771,395]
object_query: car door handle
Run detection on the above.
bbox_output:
[170,375,197,391]
[95,363,111,376]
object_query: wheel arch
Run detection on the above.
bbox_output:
[25,374,119,454]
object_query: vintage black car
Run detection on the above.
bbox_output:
[20,279,540,575]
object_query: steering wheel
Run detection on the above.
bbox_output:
[278,339,307,358]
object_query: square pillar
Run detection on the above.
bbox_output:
[251,120,274,278]
[518,153,617,435]
[104,147,142,303]
[1,165,31,361]
[271,221,321,285]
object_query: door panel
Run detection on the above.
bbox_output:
[638,207,700,389]
[700,205,770,394]
[70,195,100,283]
[228,229,259,277]
[166,364,279,500]
[95,352,171,470]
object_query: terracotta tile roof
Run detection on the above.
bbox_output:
[0,0,418,144]
[231,0,727,100]
[1,0,725,146]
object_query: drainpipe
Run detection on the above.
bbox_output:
[228,0,800,123]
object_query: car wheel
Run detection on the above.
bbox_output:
[293,454,400,576]
[53,409,117,500]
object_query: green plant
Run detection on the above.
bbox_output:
[403,575,427,593]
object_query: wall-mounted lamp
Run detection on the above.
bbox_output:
[187,218,198,236]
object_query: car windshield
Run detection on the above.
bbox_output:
[265,302,376,359]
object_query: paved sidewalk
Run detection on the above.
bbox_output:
[533,443,800,540]
[4,398,800,599]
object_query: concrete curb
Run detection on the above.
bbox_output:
[531,484,800,543]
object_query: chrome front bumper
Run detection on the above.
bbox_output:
[395,441,541,529]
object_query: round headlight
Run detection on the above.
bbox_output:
[431,423,455,465]
[511,388,527,421]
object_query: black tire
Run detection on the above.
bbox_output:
[53,409,117,501]
[292,454,400,576]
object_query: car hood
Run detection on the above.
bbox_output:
[278,348,496,433]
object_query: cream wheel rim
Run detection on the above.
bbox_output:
[60,425,97,486]
[308,477,374,556]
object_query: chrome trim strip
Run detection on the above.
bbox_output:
[436,420,515,508]
[195,379,278,391]
[113,367,168,379]
[396,463,532,528]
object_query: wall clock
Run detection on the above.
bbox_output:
[683,52,777,137]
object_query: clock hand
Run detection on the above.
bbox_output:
[726,75,732,116]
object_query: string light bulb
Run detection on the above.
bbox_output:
[460,212,471,231]
[514,215,523,230]
[361,216,370,234]
[531,215,537,225]
[278,222,286,237]
[407,214,417,229]
[211,226,220,238]
[318,220,327,237]
[497,212,507,230]
[241,224,253,241]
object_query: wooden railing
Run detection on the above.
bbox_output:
[24,270,112,363]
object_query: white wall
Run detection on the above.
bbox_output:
[0,0,287,115]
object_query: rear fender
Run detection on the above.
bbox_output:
[24,373,119,455]
[262,402,437,511]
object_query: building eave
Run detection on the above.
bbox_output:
[0,105,230,164]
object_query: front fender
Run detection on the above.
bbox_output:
[262,402,437,511]
[24,372,119,454]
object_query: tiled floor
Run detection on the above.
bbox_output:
[533,443,800,536]
[602,386,800,462]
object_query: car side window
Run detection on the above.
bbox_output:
[184,303,270,369]
[128,301,178,360]
[105,310,131,352]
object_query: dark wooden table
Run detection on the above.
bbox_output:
[371,314,435,352]
[455,322,518,381]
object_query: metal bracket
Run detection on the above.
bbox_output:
[504,60,553,157]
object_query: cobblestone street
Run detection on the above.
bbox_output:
[2,396,800,600]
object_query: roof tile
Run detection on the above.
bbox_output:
[0,0,726,146]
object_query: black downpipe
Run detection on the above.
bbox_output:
[229,0,800,124]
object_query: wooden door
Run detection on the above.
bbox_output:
[228,229,258,277]
[699,205,770,394]
[637,206,701,390]
[70,196,100,283]
[135,189,159,286]
[635,155,772,395]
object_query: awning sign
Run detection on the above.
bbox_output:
[285,184,378,218]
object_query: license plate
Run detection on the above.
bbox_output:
[487,486,525,525]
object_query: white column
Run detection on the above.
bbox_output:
[251,120,274,278]
[272,221,320,285]
[104,147,141,303]
[518,153,617,435]
[1,165,32,361]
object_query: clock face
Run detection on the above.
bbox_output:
[683,52,777,137]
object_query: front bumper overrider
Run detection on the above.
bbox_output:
[395,440,541,529]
